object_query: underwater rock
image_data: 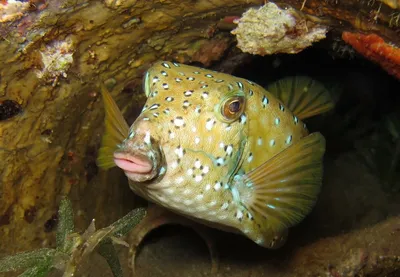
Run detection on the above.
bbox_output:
[231,3,329,55]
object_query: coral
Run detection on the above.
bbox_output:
[231,3,329,55]
[36,37,75,86]
[342,32,400,79]
[0,0,29,23]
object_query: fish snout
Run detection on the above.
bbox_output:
[114,132,162,182]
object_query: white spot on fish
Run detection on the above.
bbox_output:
[175,78,182,82]
[236,210,243,220]
[262,96,269,107]
[128,130,135,139]
[201,85,208,89]
[165,188,174,195]
[275,118,280,125]
[206,119,215,131]
[184,90,193,97]
[225,124,232,131]
[149,104,160,110]
[162,83,169,89]
[267,204,276,209]
[256,238,264,245]
[239,114,247,124]
[183,100,191,108]
[195,106,201,114]
[231,186,240,202]
[270,139,275,146]
[221,202,229,210]
[237,81,243,90]
[152,76,159,83]
[214,182,222,191]
[161,71,168,76]
[247,212,253,220]
[202,166,209,174]
[215,157,225,166]
[218,215,227,220]
[176,176,184,184]
[162,62,171,68]
[172,62,180,67]
[171,161,178,169]
[173,117,185,127]
[225,145,233,156]
[286,135,292,144]
[219,142,225,148]
[169,131,175,139]
[187,77,195,81]
[247,153,253,163]
[205,184,211,191]
[195,194,204,201]
[257,137,263,145]
[159,166,166,175]
[184,199,193,206]
[183,189,192,195]
[192,127,197,132]
[195,137,200,144]
[208,211,217,216]
[187,168,194,175]
[208,201,216,207]
[175,146,184,158]
[249,90,254,96]
[144,131,151,145]
[205,74,213,78]
[279,103,285,111]
[294,116,299,124]
[195,160,201,168]
[195,175,202,182]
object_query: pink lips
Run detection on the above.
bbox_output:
[113,152,153,174]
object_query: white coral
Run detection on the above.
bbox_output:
[231,3,328,55]
[0,0,30,23]
[36,38,75,83]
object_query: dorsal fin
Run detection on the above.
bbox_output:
[96,86,130,170]
[267,76,335,120]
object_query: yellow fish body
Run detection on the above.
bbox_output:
[97,61,334,248]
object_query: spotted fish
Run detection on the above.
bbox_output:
[97,61,334,248]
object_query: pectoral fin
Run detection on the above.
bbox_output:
[243,133,325,243]
[96,86,130,169]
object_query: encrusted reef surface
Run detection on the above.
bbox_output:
[0,0,399,277]
[0,0,261,257]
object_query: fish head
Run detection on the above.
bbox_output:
[115,61,251,192]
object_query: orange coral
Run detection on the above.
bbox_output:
[342,32,400,80]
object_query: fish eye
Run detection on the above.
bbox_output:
[221,96,245,122]
[143,71,151,97]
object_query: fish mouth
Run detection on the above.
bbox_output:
[114,153,153,174]
[114,141,163,183]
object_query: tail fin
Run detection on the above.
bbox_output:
[267,76,335,120]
